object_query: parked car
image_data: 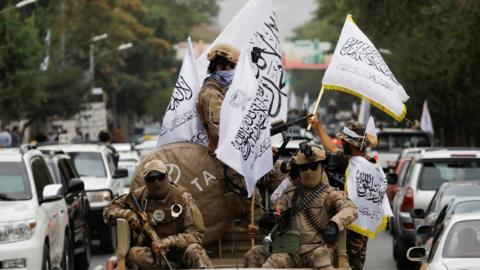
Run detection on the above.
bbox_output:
[407,213,480,269]
[391,148,480,268]
[112,143,139,194]
[412,182,480,245]
[0,147,70,270]
[42,150,91,269]
[373,128,432,170]
[39,144,128,253]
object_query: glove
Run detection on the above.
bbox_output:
[152,238,173,255]
[248,224,259,239]
[322,222,339,246]
[117,209,141,230]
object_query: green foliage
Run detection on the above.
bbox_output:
[295,0,480,145]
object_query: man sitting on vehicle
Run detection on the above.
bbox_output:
[103,160,213,269]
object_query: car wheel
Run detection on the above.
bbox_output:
[61,232,74,270]
[42,243,51,270]
[75,226,91,270]
[99,224,116,253]
[392,234,398,260]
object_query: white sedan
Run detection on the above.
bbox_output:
[407,213,480,270]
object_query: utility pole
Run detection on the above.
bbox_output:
[89,33,108,90]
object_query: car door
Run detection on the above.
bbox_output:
[106,152,122,196]
[32,157,66,266]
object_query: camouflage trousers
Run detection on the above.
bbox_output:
[126,243,213,269]
[244,245,334,270]
[347,230,368,270]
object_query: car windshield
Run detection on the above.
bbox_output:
[419,159,480,190]
[443,220,480,258]
[452,201,480,215]
[68,152,107,178]
[432,185,480,213]
[377,132,431,151]
[0,162,32,200]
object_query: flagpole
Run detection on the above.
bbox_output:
[250,191,256,248]
[307,85,325,130]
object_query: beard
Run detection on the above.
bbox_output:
[343,143,353,155]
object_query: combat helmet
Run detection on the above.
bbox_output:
[292,142,326,165]
[207,43,240,64]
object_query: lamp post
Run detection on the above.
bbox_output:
[0,0,37,14]
[89,33,108,90]
[113,42,134,128]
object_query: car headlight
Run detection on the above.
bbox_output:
[87,190,113,208]
[0,219,36,243]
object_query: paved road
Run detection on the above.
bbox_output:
[90,231,397,269]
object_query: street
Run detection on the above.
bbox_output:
[89,231,397,269]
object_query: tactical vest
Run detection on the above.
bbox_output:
[196,78,228,125]
[129,186,188,245]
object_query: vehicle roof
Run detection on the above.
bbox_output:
[39,144,106,153]
[445,212,480,225]
[0,148,43,162]
[438,181,480,191]
[449,196,480,204]
[415,148,480,160]
[113,143,133,152]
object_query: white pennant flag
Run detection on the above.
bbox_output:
[216,48,273,197]
[420,100,434,134]
[357,98,371,124]
[323,15,409,122]
[158,37,207,147]
[288,91,298,110]
[302,93,310,111]
[196,0,287,122]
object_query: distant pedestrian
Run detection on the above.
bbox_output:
[71,127,84,144]
[0,126,12,148]
[11,126,21,147]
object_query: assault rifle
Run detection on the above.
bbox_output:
[271,114,313,162]
[128,193,173,270]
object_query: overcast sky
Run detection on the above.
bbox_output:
[217,0,317,42]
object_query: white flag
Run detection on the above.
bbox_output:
[357,99,371,124]
[365,116,379,137]
[323,15,409,122]
[302,93,310,111]
[420,100,434,134]
[288,91,298,110]
[158,37,207,147]
[196,0,287,122]
[346,156,393,238]
[216,48,273,197]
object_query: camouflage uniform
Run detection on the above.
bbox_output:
[103,181,213,269]
[245,182,358,269]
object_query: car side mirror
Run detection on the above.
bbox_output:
[415,224,432,238]
[41,184,64,203]
[113,168,128,179]
[68,178,84,193]
[411,208,426,219]
[407,246,427,262]
[386,172,398,185]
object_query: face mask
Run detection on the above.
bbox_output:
[343,142,353,155]
[213,70,235,87]
[299,166,323,189]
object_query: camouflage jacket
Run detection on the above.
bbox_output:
[275,181,358,254]
[195,77,228,153]
[103,185,205,249]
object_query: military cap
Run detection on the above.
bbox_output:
[336,120,370,149]
[207,43,240,63]
[142,160,168,179]
[292,145,326,165]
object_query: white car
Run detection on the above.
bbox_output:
[0,147,70,270]
[407,212,480,269]
[113,143,140,194]
[39,144,128,252]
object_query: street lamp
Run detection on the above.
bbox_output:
[113,42,134,127]
[89,33,108,90]
[0,0,37,14]
[117,42,133,51]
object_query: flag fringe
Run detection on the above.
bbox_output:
[347,215,390,239]
[323,84,407,122]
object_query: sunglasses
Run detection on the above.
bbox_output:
[298,162,321,172]
[144,173,167,183]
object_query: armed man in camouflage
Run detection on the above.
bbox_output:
[103,160,213,269]
[309,116,378,270]
[244,144,358,269]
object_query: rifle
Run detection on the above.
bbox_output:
[271,114,313,162]
[128,193,173,270]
